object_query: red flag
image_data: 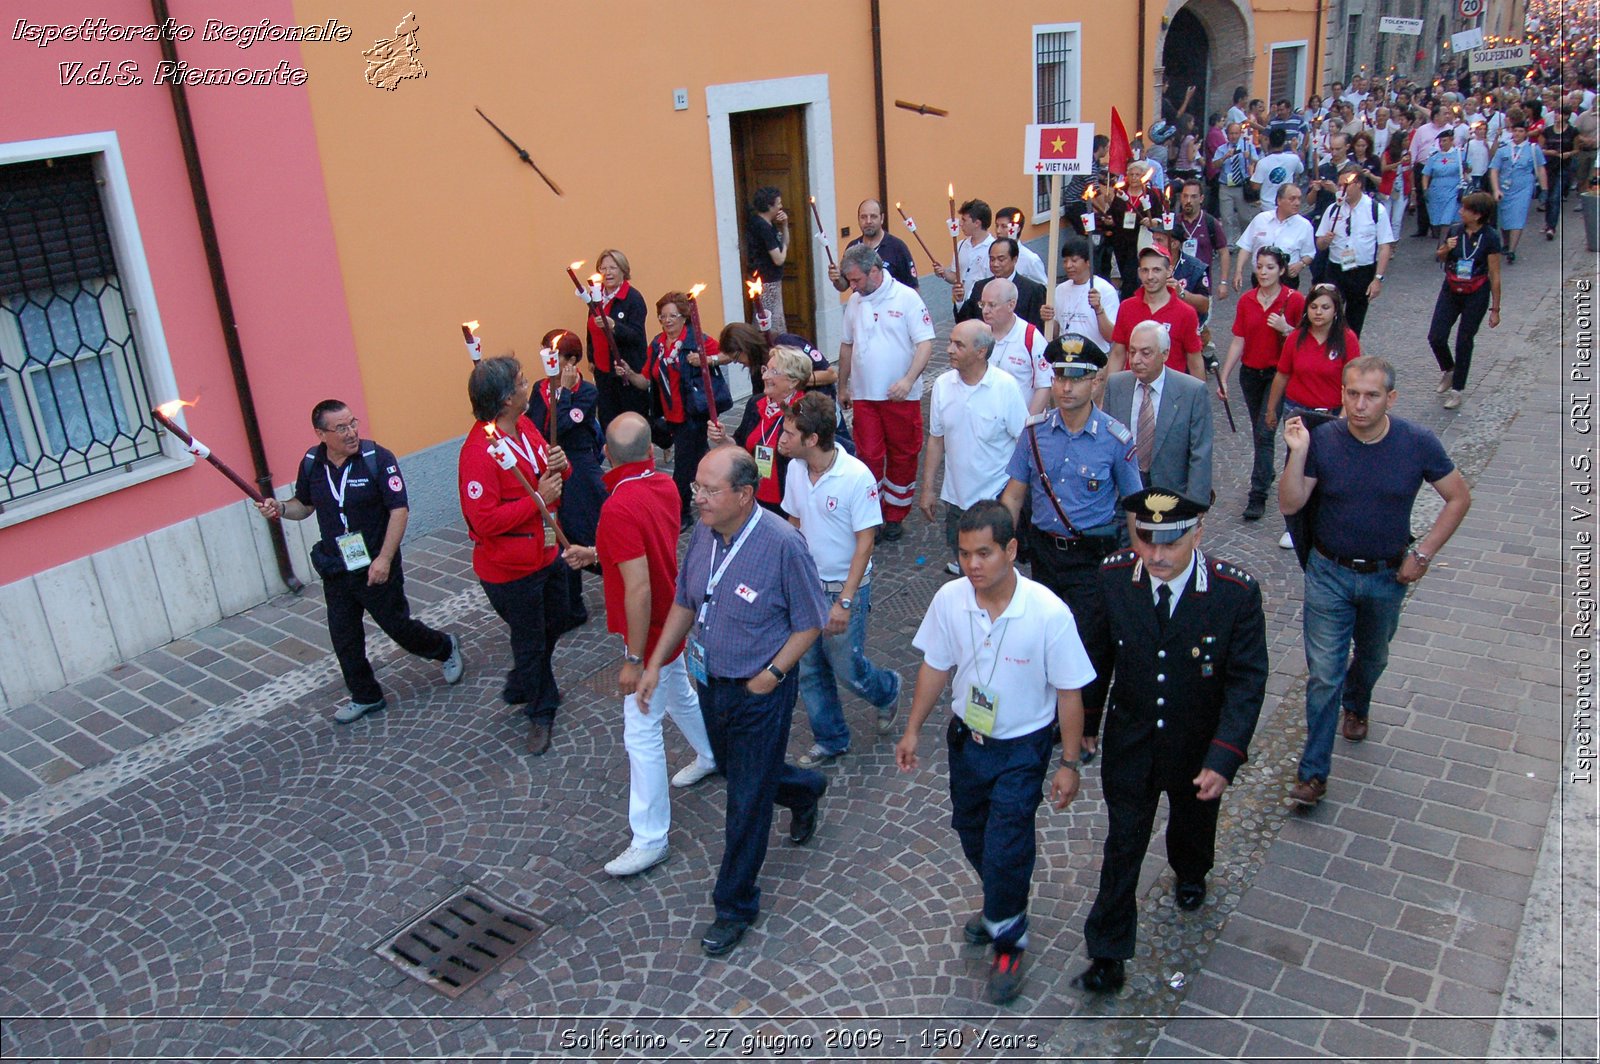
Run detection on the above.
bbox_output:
[1036,126,1080,160]
[1109,107,1132,177]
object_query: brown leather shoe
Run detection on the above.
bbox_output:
[527,720,553,756]
[1289,777,1326,807]
[1341,712,1368,742]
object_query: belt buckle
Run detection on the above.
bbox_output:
[1052,533,1073,550]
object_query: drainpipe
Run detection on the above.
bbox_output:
[1137,0,1148,127]
[151,0,302,593]
[870,0,889,211]
[1311,0,1324,96]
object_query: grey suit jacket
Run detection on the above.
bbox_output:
[1103,367,1214,503]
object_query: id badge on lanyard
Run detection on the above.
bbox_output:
[753,444,775,480]
[1455,257,1474,279]
[685,636,709,685]
[964,683,1000,737]
[692,509,761,685]
[326,462,371,571]
[1181,237,1199,258]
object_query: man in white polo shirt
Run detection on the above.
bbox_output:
[1231,183,1316,291]
[918,321,1030,575]
[1313,164,1394,335]
[979,278,1051,413]
[895,500,1092,1006]
[781,393,903,766]
[838,242,937,541]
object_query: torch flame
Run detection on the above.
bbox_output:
[746,275,763,299]
[809,195,816,205]
[569,260,584,271]
[688,283,707,300]
[483,422,499,440]
[1082,185,1096,201]
[157,397,196,418]
[947,183,953,197]
[588,273,602,285]
[463,320,480,332]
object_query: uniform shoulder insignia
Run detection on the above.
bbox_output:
[1102,548,1138,568]
[1212,559,1257,586]
[1105,419,1132,444]
[1025,412,1050,427]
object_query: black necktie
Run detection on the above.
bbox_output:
[1155,583,1172,631]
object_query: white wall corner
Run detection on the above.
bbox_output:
[0,577,67,707]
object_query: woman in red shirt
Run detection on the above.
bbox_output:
[1217,246,1305,520]
[1264,283,1359,549]
[458,356,574,755]
[708,346,811,512]
[646,291,730,528]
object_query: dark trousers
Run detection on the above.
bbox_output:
[1412,164,1430,234]
[481,562,569,722]
[1083,770,1221,960]
[947,718,1053,949]
[1427,282,1492,392]
[671,415,711,523]
[324,558,449,704]
[1238,365,1279,505]
[1026,526,1113,727]
[595,371,650,433]
[1109,237,1141,298]
[1329,262,1377,336]
[698,672,826,922]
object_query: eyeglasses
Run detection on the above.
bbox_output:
[690,482,729,499]
[659,312,684,321]
[321,418,360,436]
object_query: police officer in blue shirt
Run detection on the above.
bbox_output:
[257,399,464,723]
[1000,337,1143,756]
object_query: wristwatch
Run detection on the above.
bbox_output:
[838,597,853,610]
[764,663,786,682]
[623,650,644,665]
[1375,273,1386,281]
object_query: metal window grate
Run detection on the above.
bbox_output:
[377,884,546,998]
[0,155,162,508]
[1035,30,1079,214]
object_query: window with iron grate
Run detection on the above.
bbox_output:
[0,154,162,508]
[1033,25,1082,219]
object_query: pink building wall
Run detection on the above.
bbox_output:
[0,0,363,585]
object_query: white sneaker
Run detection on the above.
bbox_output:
[1278,531,1294,550]
[440,633,465,685]
[670,757,717,788]
[334,697,386,724]
[1443,390,1462,410]
[604,843,669,877]
[797,743,845,768]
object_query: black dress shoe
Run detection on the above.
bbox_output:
[1073,957,1126,994]
[1176,879,1207,911]
[1242,497,1266,521]
[788,781,827,845]
[880,520,904,542]
[963,913,992,945]
[526,720,552,756]
[700,917,749,956]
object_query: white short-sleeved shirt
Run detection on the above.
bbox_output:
[956,234,995,294]
[913,573,1095,738]
[1314,194,1395,268]
[1236,209,1317,266]
[989,317,1051,398]
[842,275,937,401]
[781,448,882,581]
[1250,152,1306,209]
[927,366,1029,508]
[1053,276,1121,351]
[1015,243,1048,286]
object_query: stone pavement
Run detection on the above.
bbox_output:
[0,220,1592,1061]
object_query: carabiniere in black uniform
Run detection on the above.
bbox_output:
[1080,503,1268,985]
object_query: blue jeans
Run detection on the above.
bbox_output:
[698,672,826,922]
[1298,551,1407,782]
[795,583,900,753]
[1546,181,1563,229]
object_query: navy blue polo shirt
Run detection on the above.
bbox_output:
[293,441,408,575]
[845,234,919,290]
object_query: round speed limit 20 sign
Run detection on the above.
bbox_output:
[1458,0,1483,17]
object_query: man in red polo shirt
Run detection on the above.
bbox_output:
[1108,247,1203,379]
[563,412,716,878]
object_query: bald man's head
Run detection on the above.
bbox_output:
[606,411,652,464]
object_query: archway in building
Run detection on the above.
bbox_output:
[1156,0,1255,127]
[1161,9,1209,128]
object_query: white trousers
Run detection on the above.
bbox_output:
[623,654,715,849]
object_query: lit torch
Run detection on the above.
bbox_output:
[686,283,717,422]
[947,182,960,304]
[894,201,938,266]
[588,272,623,376]
[462,320,483,362]
[483,423,569,549]
[747,273,773,340]
[565,260,586,296]
[152,398,267,503]
[540,331,565,440]
[807,195,836,268]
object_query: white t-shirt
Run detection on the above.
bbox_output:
[927,366,1029,508]
[913,573,1095,738]
[842,275,936,401]
[1227,105,1250,127]
[1053,276,1121,351]
[1015,243,1048,286]
[781,448,882,581]
[956,234,995,294]
[988,317,1051,399]
[1251,152,1306,209]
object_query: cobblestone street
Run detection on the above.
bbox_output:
[0,225,1591,1061]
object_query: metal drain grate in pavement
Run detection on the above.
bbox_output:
[377,884,544,998]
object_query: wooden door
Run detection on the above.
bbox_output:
[731,106,815,342]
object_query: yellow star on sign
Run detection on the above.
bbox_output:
[1051,135,1066,153]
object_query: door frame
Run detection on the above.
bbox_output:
[1270,40,1310,108]
[706,75,839,363]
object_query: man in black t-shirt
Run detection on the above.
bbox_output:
[746,186,790,332]
[257,399,464,722]
[830,198,918,291]
[1279,358,1471,809]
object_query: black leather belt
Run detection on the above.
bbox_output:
[1315,542,1402,573]
[1042,532,1115,552]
